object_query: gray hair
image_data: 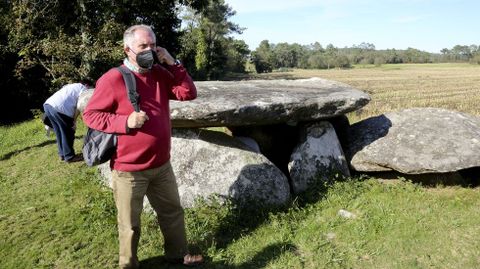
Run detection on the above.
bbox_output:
[123,24,156,49]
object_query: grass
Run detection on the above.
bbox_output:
[1,63,480,268]
[0,120,118,268]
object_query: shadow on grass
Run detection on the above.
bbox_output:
[0,134,84,161]
[140,242,299,269]
[136,168,338,269]
[358,167,480,188]
[138,174,341,268]
[139,143,353,269]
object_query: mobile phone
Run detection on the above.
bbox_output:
[151,50,170,68]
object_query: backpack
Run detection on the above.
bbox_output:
[82,66,139,166]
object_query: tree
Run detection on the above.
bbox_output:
[402,48,431,63]
[307,53,327,69]
[178,0,245,79]
[440,48,450,55]
[451,45,472,61]
[471,53,480,65]
[357,42,376,51]
[8,0,190,86]
[325,44,338,69]
[272,43,306,69]
[251,40,274,73]
[226,39,250,73]
[310,42,325,53]
[384,49,402,64]
[1,0,209,124]
[332,53,351,69]
[0,2,29,123]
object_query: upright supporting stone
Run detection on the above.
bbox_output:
[171,128,291,207]
[77,88,94,113]
[288,121,351,194]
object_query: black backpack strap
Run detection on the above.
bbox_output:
[116,66,140,112]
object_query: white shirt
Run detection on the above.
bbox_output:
[44,83,87,118]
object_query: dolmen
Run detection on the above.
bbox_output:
[169,78,370,206]
[79,81,480,207]
[79,78,370,207]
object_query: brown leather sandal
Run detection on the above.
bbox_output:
[183,254,204,267]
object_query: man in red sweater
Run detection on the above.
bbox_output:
[83,24,203,268]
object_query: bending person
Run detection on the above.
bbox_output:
[43,82,89,162]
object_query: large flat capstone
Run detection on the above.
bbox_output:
[170,78,370,127]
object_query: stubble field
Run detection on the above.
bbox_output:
[253,63,480,122]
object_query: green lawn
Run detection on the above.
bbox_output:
[1,118,480,268]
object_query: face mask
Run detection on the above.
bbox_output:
[131,49,156,69]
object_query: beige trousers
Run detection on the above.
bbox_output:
[111,161,187,269]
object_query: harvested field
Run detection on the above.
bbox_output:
[253,63,480,122]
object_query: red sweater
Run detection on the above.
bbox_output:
[83,64,196,171]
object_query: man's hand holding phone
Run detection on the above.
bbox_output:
[155,47,175,66]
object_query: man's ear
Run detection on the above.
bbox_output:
[124,47,130,55]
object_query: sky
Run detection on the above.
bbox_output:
[224,0,479,53]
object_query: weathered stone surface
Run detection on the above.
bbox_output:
[171,128,290,207]
[288,121,351,194]
[76,78,370,127]
[97,162,112,187]
[77,88,94,112]
[95,129,291,208]
[346,108,480,174]
[170,78,370,127]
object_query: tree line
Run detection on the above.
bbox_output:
[1,0,478,124]
[251,41,480,73]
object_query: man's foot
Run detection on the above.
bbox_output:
[183,254,204,267]
[65,154,83,163]
[167,254,204,267]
